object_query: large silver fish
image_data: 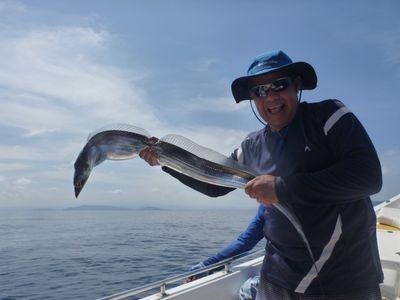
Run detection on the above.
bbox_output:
[73,124,256,198]
[73,124,317,270]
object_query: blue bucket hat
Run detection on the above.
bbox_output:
[231,50,317,103]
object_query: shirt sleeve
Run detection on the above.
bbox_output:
[275,100,382,206]
[160,149,241,197]
[161,166,234,197]
[202,205,265,266]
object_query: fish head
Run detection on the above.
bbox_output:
[73,154,94,198]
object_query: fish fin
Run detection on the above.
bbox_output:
[159,134,257,175]
[87,124,151,141]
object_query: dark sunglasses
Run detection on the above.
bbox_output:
[249,77,292,98]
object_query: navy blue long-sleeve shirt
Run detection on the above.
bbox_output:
[163,99,383,294]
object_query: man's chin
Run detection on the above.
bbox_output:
[269,120,290,131]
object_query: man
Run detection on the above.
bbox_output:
[140,50,383,299]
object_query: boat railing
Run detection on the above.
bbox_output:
[97,248,265,300]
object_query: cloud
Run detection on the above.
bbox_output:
[349,23,400,77]
[373,147,400,202]
[0,10,252,208]
[0,25,161,137]
[0,145,44,161]
[177,126,248,154]
[383,148,400,157]
[0,0,26,13]
[185,57,217,72]
[0,98,73,135]
[15,177,31,185]
[0,163,31,172]
[380,148,400,176]
[183,96,247,113]
[381,166,389,176]
[380,30,400,68]
[23,128,58,137]
[108,189,123,194]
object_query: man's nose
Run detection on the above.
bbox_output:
[265,89,280,102]
[254,89,279,103]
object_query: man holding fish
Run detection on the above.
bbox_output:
[140,50,383,299]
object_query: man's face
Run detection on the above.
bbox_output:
[249,71,299,131]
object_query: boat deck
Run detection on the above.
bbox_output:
[100,194,400,300]
[375,195,400,300]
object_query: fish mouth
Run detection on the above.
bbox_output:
[73,176,87,198]
[74,185,83,198]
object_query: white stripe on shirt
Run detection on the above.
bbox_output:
[295,215,343,293]
[323,106,351,135]
[236,146,244,164]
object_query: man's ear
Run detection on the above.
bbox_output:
[294,76,302,91]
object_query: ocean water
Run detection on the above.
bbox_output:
[0,209,263,299]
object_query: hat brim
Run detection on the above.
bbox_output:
[231,62,317,103]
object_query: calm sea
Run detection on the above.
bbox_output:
[0,209,264,299]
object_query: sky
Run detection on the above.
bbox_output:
[0,0,399,209]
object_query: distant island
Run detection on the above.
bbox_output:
[65,205,132,211]
[64,205,166,211]
[138,206,166,211]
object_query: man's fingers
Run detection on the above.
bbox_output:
[185,276,196,283]
[146,150,158,166]
[139,148,146,159]
[139,147,159,166]
[246,179,262,197]
[245,179,256,195]
[149,155,159,166]
[245,177,255,187]
[139,149,151,162]
[140,149,147,159]
[245,187,253,196]
[247,188,259,199]
[148,136,159,144]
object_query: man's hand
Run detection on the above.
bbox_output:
[185,262,206,283]
[139,137,160,166]
[244,175,279,205]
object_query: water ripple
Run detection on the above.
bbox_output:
[0,209,262,299]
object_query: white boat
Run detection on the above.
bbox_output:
[99,193,400,300]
